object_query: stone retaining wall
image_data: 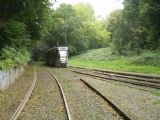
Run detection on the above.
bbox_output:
[0,66,25,90]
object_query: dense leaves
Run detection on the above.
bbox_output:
[105,10,131,54]
[0,20,30,49]
[0,0,51,69]
[0,0,51,49]
[0,0,160,68]
[0,47,30,69]
[46,3,110,55]
[105,0,160,54]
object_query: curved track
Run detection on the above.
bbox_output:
[46,69,72,120]
[10,66,37,120]
[11,66,71,120]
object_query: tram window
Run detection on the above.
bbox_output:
[59,51,67,57]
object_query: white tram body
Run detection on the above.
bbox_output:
[45,47,68,67]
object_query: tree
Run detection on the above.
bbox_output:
[45,3,110,55]
[139,0,160,49]
[123,0,160,50]
[123,0,145,51]
[0,20,30,49]
[105,0,160,54]
[73,3,94,21]
[105,10,132,54]
[0,0,52,66]
[83,21,110,49]
[0,0,51,50]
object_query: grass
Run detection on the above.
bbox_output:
[151,91,160,97]
[69,48,160,75]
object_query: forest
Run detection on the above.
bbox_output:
[0,0,160,70]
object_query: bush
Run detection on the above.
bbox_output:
[131,51,160,66]
[0,47,31,70]
[0,20,30,49]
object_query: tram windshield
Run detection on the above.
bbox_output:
[59,50,67,58]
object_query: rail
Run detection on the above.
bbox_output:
[46,69,72,120]
[73,70,160,90]
[80,78,131,120]
[10,66,37,120]
[69,65,160,80]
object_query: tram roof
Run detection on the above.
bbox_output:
[45,47,68,53]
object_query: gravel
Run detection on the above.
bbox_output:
[2,64,158,120]
[78,74,160,120]
[19,66,67,120]
[0,66,34,120]
[48,67,124,120]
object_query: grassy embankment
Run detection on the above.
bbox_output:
[69,48,160,75]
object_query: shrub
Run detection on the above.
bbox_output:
[131,51,160,66]
[0,20,30,49]
[0,47,31,70]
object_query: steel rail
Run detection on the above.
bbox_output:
[80,78,131,120]
[10,66,37,120]
[46,69,72,120]
[69,65,160,80]
[94,69,160,80]
[73,70,160,90]
[95,71,160,84]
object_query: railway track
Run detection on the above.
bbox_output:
[10,66,37,120]
[49,67,130,120]
[79,78,131,120]
[70,67,160,120]
[46,69,72,120]
[73,70,160,90]
[94,70,160,83]
[69,65,160,80]
[10,67,71,120]
[94,71,160,84]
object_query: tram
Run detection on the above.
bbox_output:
[45,47,68,67]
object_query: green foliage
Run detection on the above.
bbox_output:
[1,0,160,68]
[139,0,160,49]
[105,10,131,54]
[0,47,30,70]
[69,48,160,74]
[0,0,51,68]
[46,3,110,55]
[73,3,94,21]
[105,0,160,54]
[83,21,110,49]
[0,20,30,49]
[130,51,160,66]
[71,48,119,61]
[123,0,160,50]
[31,42,48,61]
[0,0,51,41]
[70,59,160,75]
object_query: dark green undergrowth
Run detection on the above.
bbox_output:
[130,51,160,66]
[0,47,30,70]
[69,48,160,75]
